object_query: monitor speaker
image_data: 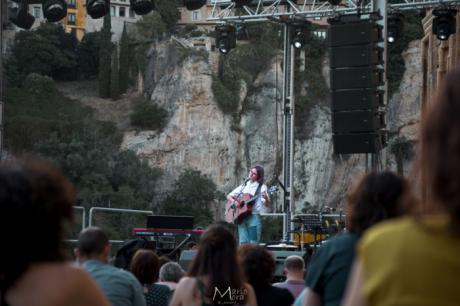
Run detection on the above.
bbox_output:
[270,250,305,280]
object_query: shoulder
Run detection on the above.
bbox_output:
[360,216,415,248]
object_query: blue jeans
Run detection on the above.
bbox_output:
[238,214,261,244]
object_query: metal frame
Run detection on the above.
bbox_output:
[88,207,153,227]
[209,0,460,22]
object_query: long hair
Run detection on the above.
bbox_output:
[346,171,408,236]
[419,68,460,233]
[187,224,243,304]
[0,159,74,296]
[252,165,265,184]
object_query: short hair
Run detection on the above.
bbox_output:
[0,159,75,292]
[159,262,185,283]
[346,171,407,236]
[130,249,159,284]
[284,255,305,271]
[77,227,109,257]
[239,245,275,286]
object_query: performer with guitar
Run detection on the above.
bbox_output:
[226,165,271,245]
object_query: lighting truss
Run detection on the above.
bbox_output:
[208,0,460,22]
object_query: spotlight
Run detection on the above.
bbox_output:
[216,24,236,54]
[42,0,67,22]
[232,0,251,7]
[387,13,404,44]
[8,0,35,30]
[432,8,457,41]
[130,0,154,15]
[183,0,206,11]
[291,23,310,49]
[86,0,109,18]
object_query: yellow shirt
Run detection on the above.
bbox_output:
[359,215,460,306]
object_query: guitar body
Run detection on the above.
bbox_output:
[224,193,254,224]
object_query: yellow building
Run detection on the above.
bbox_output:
[63,0,86,40]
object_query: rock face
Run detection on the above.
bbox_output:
[122,37,422,213]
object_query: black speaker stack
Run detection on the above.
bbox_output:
[328,14,387,154]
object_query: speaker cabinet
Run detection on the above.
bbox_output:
[333,132,385,154]
[331,88,383,111]
[330,44,383,68]
[330,67,383,90]
[332,110,385,134]
[328,21,382,47]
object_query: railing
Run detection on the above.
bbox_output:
[73,206,86,231]
[88,207,153,227]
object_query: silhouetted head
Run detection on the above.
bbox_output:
[131,249,160,284]
[347,171,408,236]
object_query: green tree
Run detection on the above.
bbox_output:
[99,14,112,98]
[110,46,120,100]
[130,97,168,131]
[119,24,130,93]
[77,32,101,78]
[154,0,180,31]
[161,169,224,227]
[6,23,77,86]
[136,12,167,41]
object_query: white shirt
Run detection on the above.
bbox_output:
[228,180,268,214]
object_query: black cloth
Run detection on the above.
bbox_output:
[253,284,294,306]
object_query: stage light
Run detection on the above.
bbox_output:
[387,13,404,44]
[216,24,236,54]
[130,0,154,15]
[42,0,67,22]
[8,0,35,30]
[292,30,306,49]
[86,0,109,18]
[291,22,310,49]
[432,8,457,41]
[183,0,206,11]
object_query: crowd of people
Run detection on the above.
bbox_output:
[2,67,460,306]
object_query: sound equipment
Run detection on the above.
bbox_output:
[331,88,383,112]
[333,132,386,154]
[330,44,383,68]
[328,20,382,46]
[147,215,194,229]
[330,67,383,90]
[332,111,385,134]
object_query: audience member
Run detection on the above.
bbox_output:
[157,262,185,291]
[239,245,294,306]
[169,224,257,306]
[75,227,146,306]
[0,159,110,306]
[273,255,306,299]
[301,171,409,306]
[131,249,171,306]
[343,68,460,306]
[158,256,171,268]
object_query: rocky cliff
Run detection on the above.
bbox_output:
[121,38,422,214]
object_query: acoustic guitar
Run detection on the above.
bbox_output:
[224,186,278,224]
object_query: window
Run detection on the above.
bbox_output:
[32,6,41,18]
[110,6,115,16]
[68,0,76,7]
[119,6,125,17]
[68,13,76,24]
[192,10,200,21]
